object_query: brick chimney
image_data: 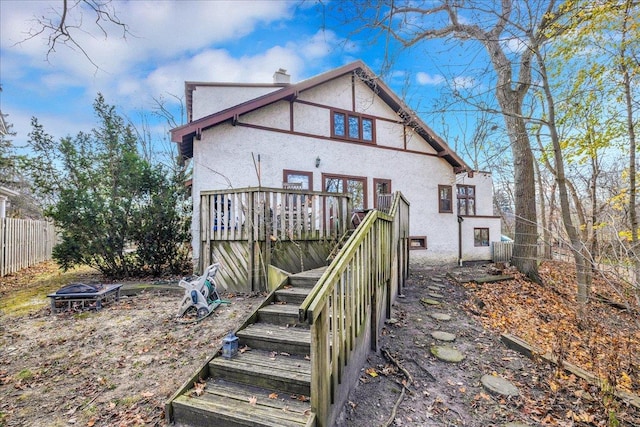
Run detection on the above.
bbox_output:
[273,68,290,84]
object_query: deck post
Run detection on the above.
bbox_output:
[311,309,330,427]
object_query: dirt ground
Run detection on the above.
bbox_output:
[1,262,639,427]
[0,263,263,427]
[337,265,640,427]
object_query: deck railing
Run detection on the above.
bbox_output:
[199,187,352,291]
[298,192,410,426]
[200,187,351,242]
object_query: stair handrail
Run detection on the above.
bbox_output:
[297,191,409,426]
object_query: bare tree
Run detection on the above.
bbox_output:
[20,0,130,69]
[341,0,581,282]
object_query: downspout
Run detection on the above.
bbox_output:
[457,216,464,267]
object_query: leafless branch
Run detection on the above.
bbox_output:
[16,0,130,70]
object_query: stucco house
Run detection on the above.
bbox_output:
[171,60,500,272]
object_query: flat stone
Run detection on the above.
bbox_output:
[427,292,444,299]
[481,374,520,397]
[420,298,441,306]
[430,345,465,363]
[427,286,442,292]
[431,331,456,342]
[429,312,451,321]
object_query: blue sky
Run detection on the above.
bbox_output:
[0,0,487,162]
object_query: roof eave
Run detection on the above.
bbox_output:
[171,60,470,171]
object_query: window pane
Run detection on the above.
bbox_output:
[333,113,345,136]
[376,181,389,195]
[362,118,373,141]
[458,199,467,215]
[474,228,489,246]
[347,179,365,210]
[348,116,360,139]
[325,177,343,193]
[286,173,310,190]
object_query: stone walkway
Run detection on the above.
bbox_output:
[423,272,523,401]
[338,265,541,426]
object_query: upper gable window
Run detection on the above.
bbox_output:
[457,184,476,216]
[331,109,375,143]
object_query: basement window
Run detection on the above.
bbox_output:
[409,236,427,250]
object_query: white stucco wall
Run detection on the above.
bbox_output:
[455,171,501,262]
[242,100,290,131]
[190,123,461,267]
[191,85,281,120]
[456,171,495,216]
[459,216,502,262]
[297,77,352,110]
[188,75,500,268]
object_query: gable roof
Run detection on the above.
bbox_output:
[171,60,468,171]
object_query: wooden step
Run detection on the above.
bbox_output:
[209,350,311,396]
[236,323,310,355]
[327,230,355,261]
[288,267,325,288]
[275,287,311,304]
[172,378,314,427]
[258,304,302,326]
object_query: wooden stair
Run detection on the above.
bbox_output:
[326,229,355,262]
[170,267,326,427]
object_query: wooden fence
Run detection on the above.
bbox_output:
[298,192,410,426]
[1,218,57,277]
[492,241,514,263]
[493,240,567,264]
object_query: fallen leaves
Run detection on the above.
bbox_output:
[365,367,378,377]
[462,261,640,394]
[190,379,206,397]
[290,394,309,402]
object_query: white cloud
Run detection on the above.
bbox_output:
[144,29,347,107]
[416,72,445,85]
[299,31,339,61]
[0,1,352,146]
[452,76,477,89]
[1,1,298,88]
[502,37,528,54]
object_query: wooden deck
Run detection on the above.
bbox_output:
[167,193,409,427]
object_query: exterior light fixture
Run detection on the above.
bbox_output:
[315,156,321,168]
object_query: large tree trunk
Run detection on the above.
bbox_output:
[494,89,540,282]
